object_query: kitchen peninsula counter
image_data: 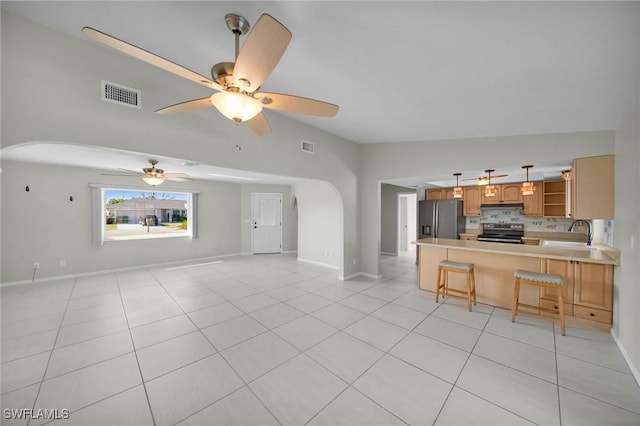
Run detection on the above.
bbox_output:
[414,238,620,265]
[413,238,619,314]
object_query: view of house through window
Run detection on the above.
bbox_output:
[104,189,192,240]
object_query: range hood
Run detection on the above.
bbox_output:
[480,203,524,210]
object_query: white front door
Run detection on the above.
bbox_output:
[252,193,283,254]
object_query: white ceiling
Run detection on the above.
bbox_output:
[1,1,638,186]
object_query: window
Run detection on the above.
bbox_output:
[93,186,198,243]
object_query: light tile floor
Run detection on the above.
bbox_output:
[2,252,640,426]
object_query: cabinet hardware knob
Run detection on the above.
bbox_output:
[554,306,558,309]
[590,313,595,317]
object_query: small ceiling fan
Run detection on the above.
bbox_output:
[462,170,508,185]
[102,160,193,186]
[82,13,339,136]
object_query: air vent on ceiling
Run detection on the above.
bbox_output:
[301,140,314,153]
[101,80,141,109]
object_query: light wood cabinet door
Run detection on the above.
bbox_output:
[572,155,614,219]
[574,262,613,311]
[480,185,502,204]
[463,186,481,216]
[444,188,456,200]
[426,189,444,200]
[541,259,574,304]
[523,182,543,216]
[501,184,524,203]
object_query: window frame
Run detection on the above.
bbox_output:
[90,183,199,245]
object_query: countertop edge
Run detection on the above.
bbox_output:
[413,238,620,266]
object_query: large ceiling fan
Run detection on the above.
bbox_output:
[82,13,339,136]
[102,160,193,186]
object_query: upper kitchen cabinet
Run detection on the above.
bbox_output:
[543,180,566,217]
[570,155,614,219]
[427,188,457,200]
[426,189,444,200]
[480,183,524,205]
[523,181,543,216]
[463,186,481,216]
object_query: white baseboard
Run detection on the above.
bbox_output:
[381,251,397,256]
[297,257,339,271]
[611,328,640,387]
[1,252,248,287]
[339,272,383,281]
[283,250,298,254]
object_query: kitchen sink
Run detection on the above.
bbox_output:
[540,240,597,250]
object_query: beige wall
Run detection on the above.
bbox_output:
[0,11,360,278]
[292,180,342,272]
[613,104,640,380]
[380,183,416,255]
[0,160,243,283]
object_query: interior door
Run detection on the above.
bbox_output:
[252,193,283,254]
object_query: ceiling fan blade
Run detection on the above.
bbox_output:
[81,27,223,91]
[256,92,339,117]
[164,173,193,182]
[493,174,508,179]
[245,112,272,136]
[155,98,213,115]
[233,14,291,92]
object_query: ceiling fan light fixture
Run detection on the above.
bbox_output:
[476,177,489,186]
[142,175,165,186]
[210,91,262,123]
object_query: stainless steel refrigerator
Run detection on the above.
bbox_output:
[418,199,465,239]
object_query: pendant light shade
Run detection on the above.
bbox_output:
[142,175,165,186]
[452,173,463,198]
[484,169,497,197]
[520,165,535,196]
[210,91,263,123]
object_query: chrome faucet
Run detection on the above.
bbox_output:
[569,219,592,245]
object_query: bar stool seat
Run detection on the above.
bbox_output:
[436,260,476,311]
[512,269,566,335]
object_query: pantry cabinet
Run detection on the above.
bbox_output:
[426,189,444,200]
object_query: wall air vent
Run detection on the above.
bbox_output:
[101,80,141,109]
[301,140,314,153]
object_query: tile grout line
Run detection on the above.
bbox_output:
[114,270,157,426]
[554,321,563,426]
[26,277,77,426]
[152,264,285,426]
[430,305,536,426]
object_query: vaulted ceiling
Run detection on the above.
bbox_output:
[3,1,639,145]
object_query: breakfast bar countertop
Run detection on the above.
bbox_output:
[413,238,620,266]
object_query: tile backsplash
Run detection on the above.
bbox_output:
[466,210,575,232]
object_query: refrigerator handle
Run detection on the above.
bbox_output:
[434,203,439,238]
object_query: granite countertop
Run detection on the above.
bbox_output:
[413,238,620,265]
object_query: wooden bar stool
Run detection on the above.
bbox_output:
[436,260,476,311]
[512,269,565,335]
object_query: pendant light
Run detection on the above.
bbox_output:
[561,170,571,181]
[484,169,497,197]
[520,165,535,196]
[452,173,463,198]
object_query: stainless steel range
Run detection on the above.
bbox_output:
[477,223,524,244]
